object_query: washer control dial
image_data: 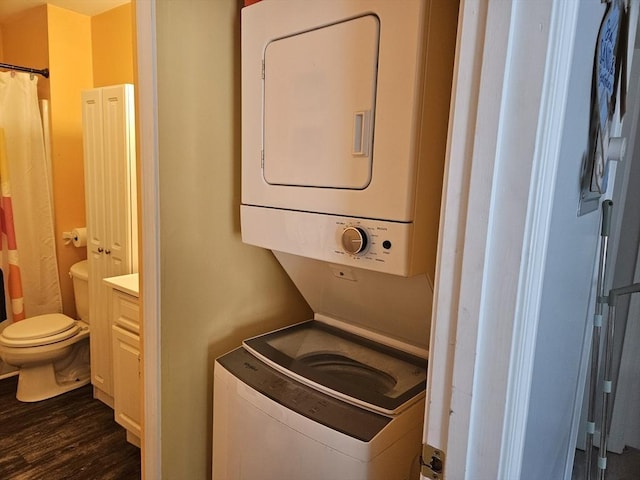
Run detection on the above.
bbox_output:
[341,226,368,255]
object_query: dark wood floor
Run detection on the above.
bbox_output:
[0,375,141,480]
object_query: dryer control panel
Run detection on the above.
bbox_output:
[242,205,419,277]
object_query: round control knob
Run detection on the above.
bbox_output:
[341,226,368,255]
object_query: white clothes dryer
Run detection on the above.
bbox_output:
[240,0,459,279]
[213,320,426,480]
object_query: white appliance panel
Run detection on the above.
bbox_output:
[264,15,378,189]
[241,205,421,276]
[213,348,423,480]
[242,0,428,222]
[273,252,432,351]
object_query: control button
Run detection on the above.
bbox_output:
[382,240,392,250]
[341,226,368,255]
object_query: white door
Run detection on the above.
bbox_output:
[423,1,639,479]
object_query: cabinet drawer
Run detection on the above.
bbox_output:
[112,291,139,333]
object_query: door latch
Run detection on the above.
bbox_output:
[421,444,445,479]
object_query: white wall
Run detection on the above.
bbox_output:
[155,1,312,478]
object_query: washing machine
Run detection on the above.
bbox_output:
[213,319,426,480]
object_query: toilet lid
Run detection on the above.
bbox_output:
[0,314,79,347]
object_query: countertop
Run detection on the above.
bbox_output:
[103,273,139,298]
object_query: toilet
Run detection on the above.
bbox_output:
[0,260,91,402]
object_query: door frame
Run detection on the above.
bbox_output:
[135,1,161,478]
[424,1,583,478]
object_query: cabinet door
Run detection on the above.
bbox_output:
[82,89,107,258]
[112,325,141,437]
[82,89,113,398]
[102,84,136,275]
[90,258,113,398]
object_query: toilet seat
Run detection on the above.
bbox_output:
[0,314,80,347]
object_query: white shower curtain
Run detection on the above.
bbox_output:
[0,71,62,320]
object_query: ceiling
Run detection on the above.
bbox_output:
[0,0,129,22]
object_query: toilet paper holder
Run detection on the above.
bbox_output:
[62,227,87,247]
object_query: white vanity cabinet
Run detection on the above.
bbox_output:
[82,84,138,404]
[104,274,141,447]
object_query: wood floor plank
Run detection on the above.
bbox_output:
[0,376,140,479]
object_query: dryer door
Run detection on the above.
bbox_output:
[263,15,379,189]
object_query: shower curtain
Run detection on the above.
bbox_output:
[0,71,62,321]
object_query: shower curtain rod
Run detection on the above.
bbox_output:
[0,62,49,78]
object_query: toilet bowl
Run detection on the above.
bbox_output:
[0,260,91,402]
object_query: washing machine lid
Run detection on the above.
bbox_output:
[0,314,79,347]
[243,320,426,415]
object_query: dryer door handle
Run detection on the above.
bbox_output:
[352,110,371,157]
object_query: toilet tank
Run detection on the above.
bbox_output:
[70,260,89,322]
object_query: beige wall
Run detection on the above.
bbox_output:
[156,0,311,477]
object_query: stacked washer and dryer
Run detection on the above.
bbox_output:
[212,1,458,478]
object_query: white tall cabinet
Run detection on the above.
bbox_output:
[82,84,138,405]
